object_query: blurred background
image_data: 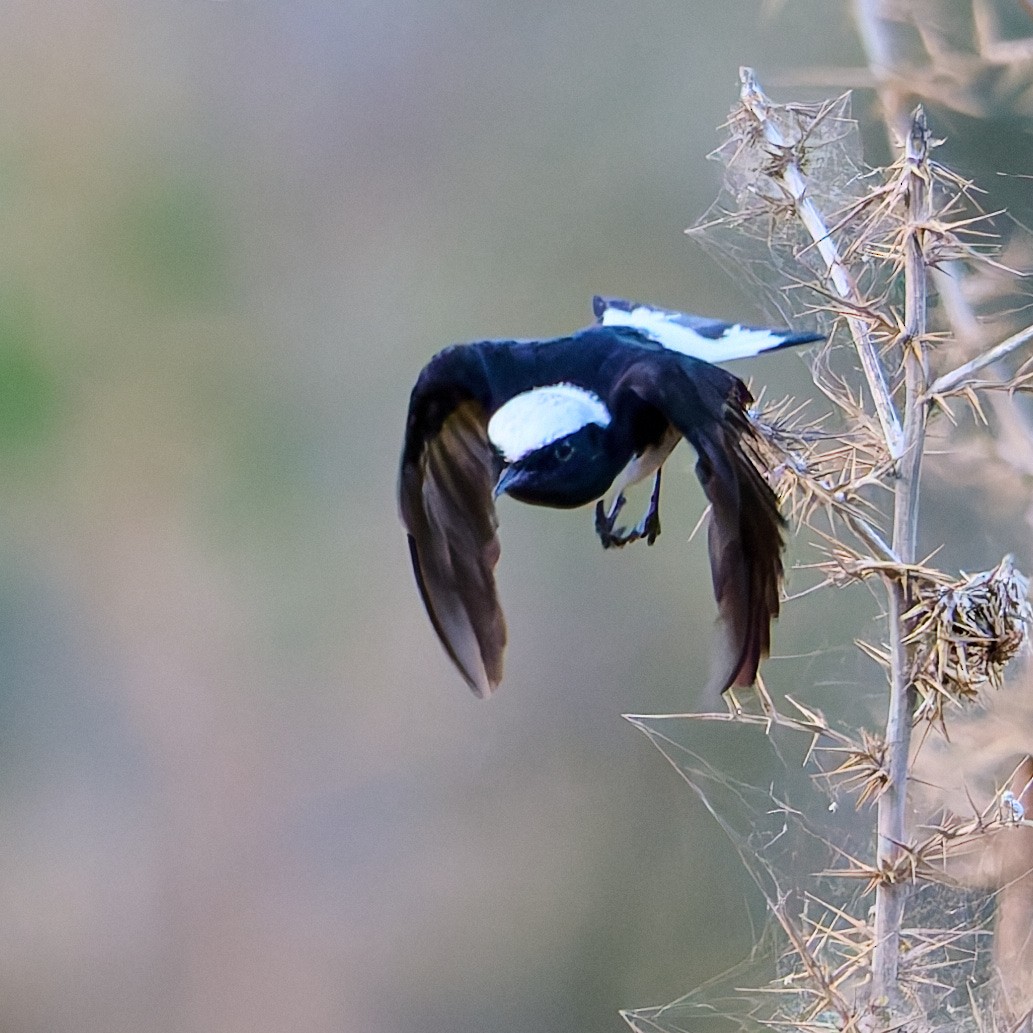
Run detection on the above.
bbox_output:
[2,2,1033,1031]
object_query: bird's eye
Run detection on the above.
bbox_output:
[554,440,574,461]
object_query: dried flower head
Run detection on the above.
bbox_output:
[906,556,1033,720]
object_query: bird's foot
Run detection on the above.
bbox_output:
[595,495,626,549]
[594,492,661,549]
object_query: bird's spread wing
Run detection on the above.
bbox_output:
[613,356,785,697]
[399,351,506,697]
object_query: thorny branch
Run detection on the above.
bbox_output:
[737,67,905,461]
[643,68,1033,1032]
[872,105,932,1007]
[926,321,1033,401]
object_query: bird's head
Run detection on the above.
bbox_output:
[486,383,621,509]
[494,422,616,509]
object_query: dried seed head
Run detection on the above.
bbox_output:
[906,556,1033,720]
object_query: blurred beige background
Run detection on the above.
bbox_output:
[2,2,1032,1032]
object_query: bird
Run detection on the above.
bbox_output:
[398,296,822,699]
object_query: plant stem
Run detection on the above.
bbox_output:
[871,107,931,1006]
[737,68,904,461]
[925,320,1033,399]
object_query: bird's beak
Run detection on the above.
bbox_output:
[494,465,520,499]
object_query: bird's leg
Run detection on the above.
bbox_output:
[637,468,663,545]
[594,470,663,549]
[595,493,627,549]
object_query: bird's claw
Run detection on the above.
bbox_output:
[595,497,624,549]
[595,494,661,549]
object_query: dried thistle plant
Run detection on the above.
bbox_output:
[726,70,1033,1019]
[627,65,1033,1033]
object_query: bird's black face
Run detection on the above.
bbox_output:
[494,423,620,509]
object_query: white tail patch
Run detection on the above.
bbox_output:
[599,302,787,362]
[488,383,610,463]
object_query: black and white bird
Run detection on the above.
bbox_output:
[399,296,822,699]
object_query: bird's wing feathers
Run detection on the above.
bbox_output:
[614,357,784,697]
[398,344,515,697]
[693,418,783,696]
[399,399,506,697]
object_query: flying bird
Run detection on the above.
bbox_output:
[399,296,822,699]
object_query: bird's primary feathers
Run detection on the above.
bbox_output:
[399,297,822,699]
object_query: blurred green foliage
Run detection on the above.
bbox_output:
[0,296,58,454]
[112,178,228,307]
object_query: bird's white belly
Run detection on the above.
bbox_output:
[608,425,681,499]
